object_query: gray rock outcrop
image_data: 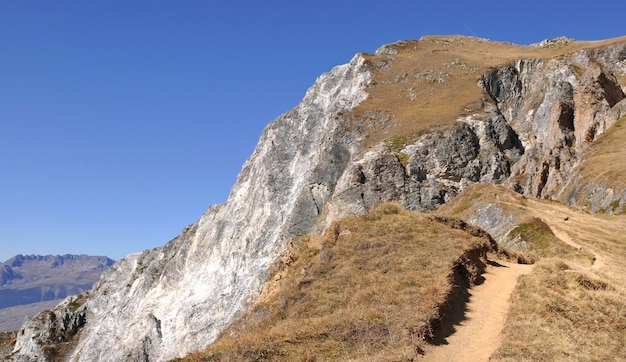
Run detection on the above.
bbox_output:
[324,41,626,222]
[482,48,626,202]
[321,111,524,226]
[12,294,87,361]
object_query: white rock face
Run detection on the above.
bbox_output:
[11,55,371,362]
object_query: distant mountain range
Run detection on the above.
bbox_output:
[0,254,114,332]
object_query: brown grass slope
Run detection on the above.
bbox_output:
[176,203,494,361]
[438,183,626,361]
[350,35,626,147]
[559,114,626,212]
[436,184,596,265]
[493,259,625,361]
[576,115,626,189]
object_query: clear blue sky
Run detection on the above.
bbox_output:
[1,1,624,262]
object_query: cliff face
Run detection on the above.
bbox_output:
[9,36,626,362]
[11,55,372,362]
[483,47,626,204]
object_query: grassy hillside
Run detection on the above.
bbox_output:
[577,115,626,189]
[349,35,626,147]
[178,186,626,361]
[439,183,626,361]
[492,259,626,361]
[558,114,626,212]
[439,183,626,284]
[176,203,493,361]
[436,183,595,264]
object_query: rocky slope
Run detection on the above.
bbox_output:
[326,36,626,221]
[0,255,114,332]
[8,35,626,361]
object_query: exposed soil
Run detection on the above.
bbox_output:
[422,258,533,361]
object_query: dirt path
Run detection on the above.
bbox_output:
[549,226,603,271]
[422,259,533,362]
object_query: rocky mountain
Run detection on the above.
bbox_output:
[0,255,114,332]
[6,35,626,361]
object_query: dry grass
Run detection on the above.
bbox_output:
[177,203,492,361]
[344,35,626,148]
[568,115,626,193]
[524,198,626,290]
[172,186,626,361]
[438,183,626,361]
[439,183,626,283]
[491,259,626,361]
[504,217,581,264]
[436,183,594,265]
[0,331,17,360]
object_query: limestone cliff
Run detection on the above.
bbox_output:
[9,36,626,362]
[10,54,372,362]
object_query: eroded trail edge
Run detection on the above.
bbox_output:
[422,259,534,362]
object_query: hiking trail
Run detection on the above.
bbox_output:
[422,259,533,361]
[549,226,603,271]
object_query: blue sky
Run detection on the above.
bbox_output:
[1,1,624,262]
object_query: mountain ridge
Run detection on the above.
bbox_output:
[0,254,114,332]
[6,35,626,361]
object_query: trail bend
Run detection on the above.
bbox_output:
[549,226,604,271]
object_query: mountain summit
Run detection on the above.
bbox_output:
[6,35,626,361]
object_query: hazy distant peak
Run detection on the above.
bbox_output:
[0,264,22,286]
[4,254,114,269]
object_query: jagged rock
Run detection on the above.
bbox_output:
[482,47,626,199]
[573,66,625,144]
[466,203,532,251]
[11,294,87,362]
[323,109,524,225]
[532,36,575,48]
